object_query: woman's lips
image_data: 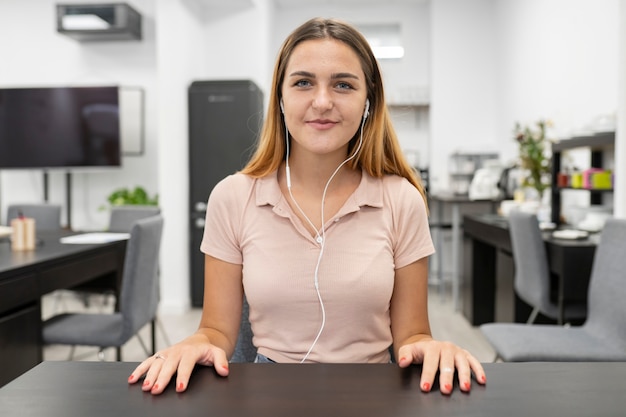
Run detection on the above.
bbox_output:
[307,119,337,130]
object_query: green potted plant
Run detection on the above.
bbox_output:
[101,186,159,210]
[514,119,552,200]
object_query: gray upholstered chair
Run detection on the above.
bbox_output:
[71,205,161,306]
[108,205,161,232]
[43,215,164,361]
[231,296,257,363]
[480,218,626,362]
[6,203,62,231]
[508,210,586,324]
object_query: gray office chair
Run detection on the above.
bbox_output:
[6,203,62,231]
[71,205,170,347]
[71,205,161,306]
[43,215,164,361]
[480,218,626,362]
[231,295,257,363]
[108,205,161,232]
[508,210,586,324]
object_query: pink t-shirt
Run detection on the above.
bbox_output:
[200,170,434,363]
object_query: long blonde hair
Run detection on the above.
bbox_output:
[241,17,426,206]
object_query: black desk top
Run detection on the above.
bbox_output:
[464,213,600,247]
[2,361,626,417]
[0,231,125,277]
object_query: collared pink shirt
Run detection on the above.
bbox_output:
[201,170,434,363]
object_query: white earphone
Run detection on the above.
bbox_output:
[281,97,368,363]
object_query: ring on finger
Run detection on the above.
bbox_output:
[440,367,454,373]
[155,353,166,360]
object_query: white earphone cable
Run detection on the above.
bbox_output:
[284,107,367,363]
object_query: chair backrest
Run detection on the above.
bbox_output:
[108,205,161,233]
[508,211,553,312]
[583,218,626,342]
[6,203,62,231]
[231,295,258,363]
[118,215,164,341]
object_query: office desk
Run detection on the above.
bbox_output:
[429,193,499,310]
[462,214,597,325]
[0,233,126,386]
[2,361,626,417]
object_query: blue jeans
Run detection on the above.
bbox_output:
[254,353,276,363]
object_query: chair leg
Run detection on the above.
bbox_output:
[151,319,156,355]
[526,307,540,324]
[136,334,151,357]
[116,347,122,361]
[67,345,76,360]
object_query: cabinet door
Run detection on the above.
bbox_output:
[0,303,42,387]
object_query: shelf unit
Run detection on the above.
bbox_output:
[550,132,615,225]
[448,152,499,195]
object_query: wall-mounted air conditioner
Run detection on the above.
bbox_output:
[56,3,142,41]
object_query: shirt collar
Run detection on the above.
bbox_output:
[255,169,384,210]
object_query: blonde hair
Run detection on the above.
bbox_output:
[241,17,426,206]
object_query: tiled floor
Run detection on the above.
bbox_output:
[42,286,496,363]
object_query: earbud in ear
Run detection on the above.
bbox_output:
[280,100,285,114]
[363,99,370,120]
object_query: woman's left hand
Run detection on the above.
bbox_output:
[396,339,486,394]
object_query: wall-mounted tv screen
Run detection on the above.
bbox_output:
[0,86,121,169]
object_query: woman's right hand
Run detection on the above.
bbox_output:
[127,332,230,395]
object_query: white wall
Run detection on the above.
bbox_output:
[154,0,209,314]
[430,0,498,191]
[494,0,619,156]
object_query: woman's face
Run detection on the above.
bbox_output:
[281,38,368,159]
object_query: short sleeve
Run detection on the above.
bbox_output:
[388,177,434,269]
[200,174,250,265]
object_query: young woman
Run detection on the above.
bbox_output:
[129,17,486,396]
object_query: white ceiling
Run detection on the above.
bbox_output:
[274,0,427,7]
[195,0,426,9]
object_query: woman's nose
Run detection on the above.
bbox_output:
[312,89,333,112]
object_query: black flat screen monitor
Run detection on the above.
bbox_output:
[0,86,121,169]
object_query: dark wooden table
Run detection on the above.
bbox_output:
[0,232,126,386]
[462,213,597,325]
[1,361,626,416]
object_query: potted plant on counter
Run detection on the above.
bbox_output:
[101,186,159,210]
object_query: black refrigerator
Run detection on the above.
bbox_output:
[188,80,264,307]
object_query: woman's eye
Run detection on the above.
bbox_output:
[336,82,354,90]
[295,79,312,87]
